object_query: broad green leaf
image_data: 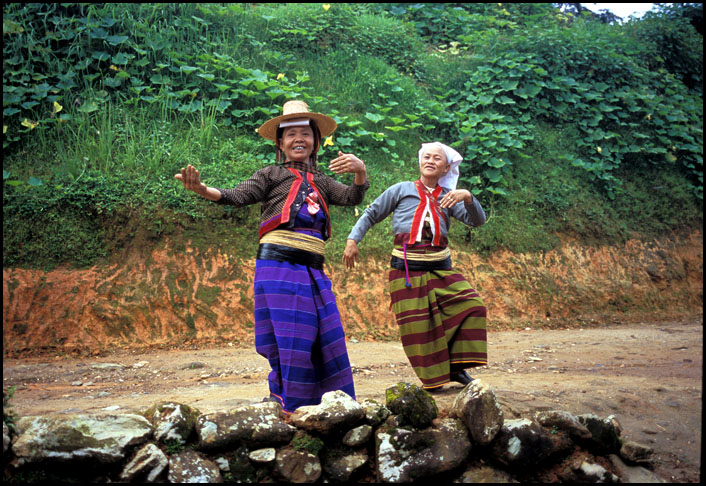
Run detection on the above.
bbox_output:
[78,101,99,113]
[112,53,130,65]
[104,77,122,88]
[487,186,509,195]
[501,79,519,91]
[92,51,111,62]
[487,157,507,168]
[364,112,385,123]
[484,168,503,182]
[89,28,108,40]
[150,74,167,84]
[106,35,129,45]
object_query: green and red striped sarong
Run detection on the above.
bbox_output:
[389,268,487,389]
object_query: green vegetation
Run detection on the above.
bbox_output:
[3,3,702,268]
[291,430,325,456]
[3,386,17,433]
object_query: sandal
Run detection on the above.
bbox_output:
[450,370,474,386]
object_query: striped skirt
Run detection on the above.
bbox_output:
[389,268,487,389]
[254,258,356,413]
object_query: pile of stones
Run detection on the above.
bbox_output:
[3,380,665,483]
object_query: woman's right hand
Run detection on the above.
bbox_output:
[342,239,360,269]
[175,164,208,196]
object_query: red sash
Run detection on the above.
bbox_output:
[306,171,332,237]
[258,168,331,238]
[408,180,444,246]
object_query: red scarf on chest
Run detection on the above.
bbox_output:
[258,167,330,238]
[408,180,445,246]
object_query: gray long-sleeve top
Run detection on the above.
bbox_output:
[347,181,486,243]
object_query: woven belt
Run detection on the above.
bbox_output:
[257,230,325,269]
[391,247,450,261]
[260,229,325,255]
[392,245,452,287]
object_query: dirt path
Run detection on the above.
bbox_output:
[3,319,702,482]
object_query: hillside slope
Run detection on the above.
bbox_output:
[3,230,702,357]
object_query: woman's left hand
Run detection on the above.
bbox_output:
[439,189,473,208]
[329,151,366,175]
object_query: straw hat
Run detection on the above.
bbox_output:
[258,100,337,141]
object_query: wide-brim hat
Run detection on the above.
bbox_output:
[258,100,337,141]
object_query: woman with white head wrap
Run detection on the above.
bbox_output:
[343,142,488,391]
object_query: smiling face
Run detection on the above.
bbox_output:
[419,145,450,182]
[279,125,315,163]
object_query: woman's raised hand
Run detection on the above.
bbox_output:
[175,164,208,196]
[342,239,360,269]
[329,151,366,175]
[439,189,473,209]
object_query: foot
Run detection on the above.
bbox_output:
[425,386,445,394]
[450,370,474,386]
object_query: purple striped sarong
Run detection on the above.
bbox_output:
[253,238,355,413]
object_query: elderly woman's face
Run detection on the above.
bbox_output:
[420,146,450,180]
[280,125,315,162]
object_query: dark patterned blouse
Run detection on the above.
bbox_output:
[215,161,369,240]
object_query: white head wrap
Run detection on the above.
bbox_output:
[418,142,463,190]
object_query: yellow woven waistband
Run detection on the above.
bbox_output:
[391,247,451,262]
[260,229,325,256]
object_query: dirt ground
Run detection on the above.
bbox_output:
[3,318,702,482]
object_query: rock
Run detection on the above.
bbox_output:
[620,440,654,463]
[196,402,295,450]
[144,401,200,445]
[375,418,470,483]
[182,362,206,369]
[322,448,369,482]
[343,424,373,447]
[214,456,230,472]
[455,464,519,483]
[228,445,258,482]
[3,422,10,454]
[577,413,623,454]
[90,363,124,370]
[168,450,223,483]
[491,418,572,468]
[535,410,592,440]
[12,414,152,465]
[361,398,391,426]
[290,390,364,435]
[384,382,438,429]
[609,454,667,483]
[249,447,276,464]
[275,446,322,483]
[577,460,619,483]
[119,443,168,482]
[556,452,618,483]
[451,379,504,445]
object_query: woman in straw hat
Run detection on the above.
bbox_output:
[343,142,487,392]
[176,100,368,413]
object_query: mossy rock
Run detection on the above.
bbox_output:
[385,382,438,429]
